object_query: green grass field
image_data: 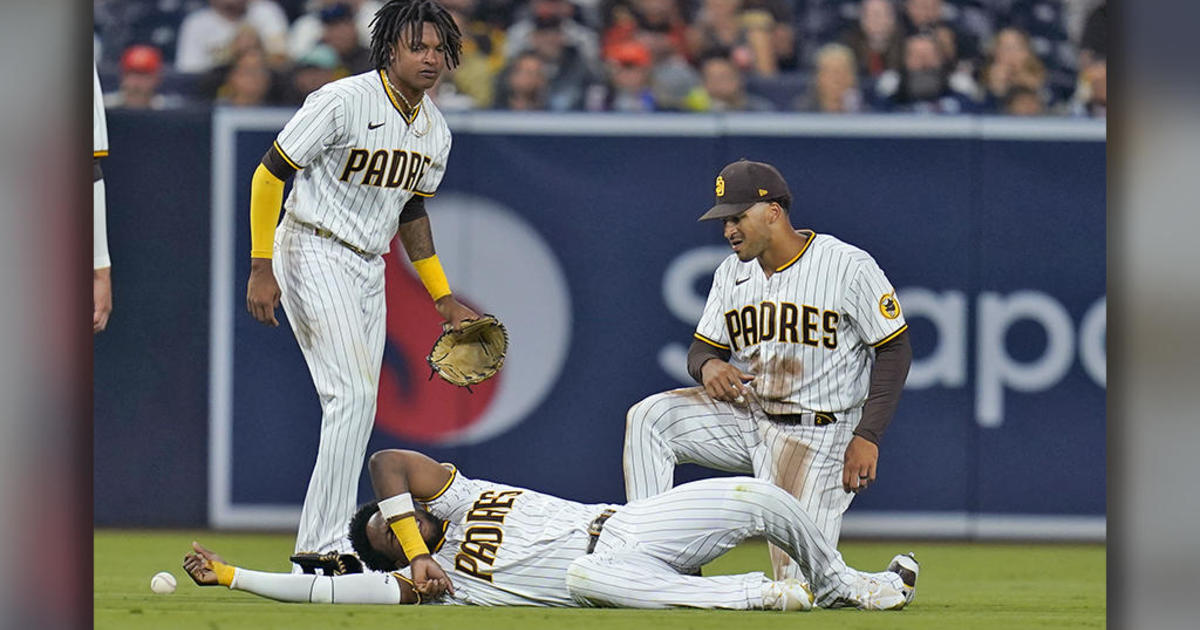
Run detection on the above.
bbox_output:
[95,530,1104,629]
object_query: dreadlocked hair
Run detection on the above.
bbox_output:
[369,0,462,70]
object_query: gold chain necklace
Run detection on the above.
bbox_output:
[382,71,415,111]
[382,70,431,136]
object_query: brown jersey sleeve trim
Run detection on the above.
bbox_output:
[269,141,302,173]
[871,323,909,347]
[431,520,449,553]
[854,329,912,445]
[415,464,457,502]
[693,332,730,350]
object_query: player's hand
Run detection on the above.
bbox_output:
[842,435,879,493]
[700,359,755,403]
[93,267,112,333]
[182,541,227,586]
[247,258,282,327]
[409,555,454,597]
[434,295,480,332]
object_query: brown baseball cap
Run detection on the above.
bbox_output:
[699,159,792,221]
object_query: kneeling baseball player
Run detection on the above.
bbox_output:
[184,449,918,610]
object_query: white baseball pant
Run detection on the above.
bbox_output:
[623,387,859,580]
[274,216,387,559]
[567,476,898,609]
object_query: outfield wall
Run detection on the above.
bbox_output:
[94,110,1106,540]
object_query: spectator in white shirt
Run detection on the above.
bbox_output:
[175,0,290,73]
[288,0,382,61]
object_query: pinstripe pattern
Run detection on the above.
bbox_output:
[624,389,859,544]
[626,232,903,582]
[276,70,451,255]
[93,65,108,155]
[267,70,453,561]
[397,473,900,609]
[275,219,387,557]
[694,233,905,413]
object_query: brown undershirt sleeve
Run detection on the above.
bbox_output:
[399,195,427,224]
[687,337,732,384]
[262,144,298,181]
[854,329,912,445]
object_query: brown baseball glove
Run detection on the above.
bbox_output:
[427,314,508,389]
[289,552,364,576]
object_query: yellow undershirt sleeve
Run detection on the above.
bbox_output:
[250,163,286,258]
[412,255,452,301]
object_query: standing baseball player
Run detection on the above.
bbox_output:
[184,448,918,610]
[93,63,113,333]
[244,0,478,569]
[624,159,912,582]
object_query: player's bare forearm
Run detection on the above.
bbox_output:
[397,216,436,261]
[368,449,453,500]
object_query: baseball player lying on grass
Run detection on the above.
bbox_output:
[184,449,919,610]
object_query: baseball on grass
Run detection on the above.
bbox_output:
[150,571,177,594]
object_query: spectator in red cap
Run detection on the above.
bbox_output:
[584,39,657,111]
[103,45,181,110]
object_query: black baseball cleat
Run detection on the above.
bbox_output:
[886,552,919,605]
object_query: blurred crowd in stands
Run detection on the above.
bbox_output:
[94,0,1106,116]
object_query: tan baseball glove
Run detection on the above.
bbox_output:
[427,314,508,389]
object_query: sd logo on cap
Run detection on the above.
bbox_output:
[699,159,792,221]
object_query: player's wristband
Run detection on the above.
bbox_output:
[412,255,452,302]
[379,493,431,560]
[211,561,236,587]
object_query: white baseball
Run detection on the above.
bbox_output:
[150,571,177,594]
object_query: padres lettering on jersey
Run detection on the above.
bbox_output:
[274,69,451,255]
[723,302,839,351]
[454,489,524,582]
[337,149,433,190]
[415,466,617,607]
[695,232,907,413]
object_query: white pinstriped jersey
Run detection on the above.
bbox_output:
[402,466,617,607]
[274,69,451,255]
[694,231,907,414]
[93,65,108,157]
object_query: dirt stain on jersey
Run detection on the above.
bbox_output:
[768,433,814,580]
[754,355,804,401]
[668,386,709,402]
